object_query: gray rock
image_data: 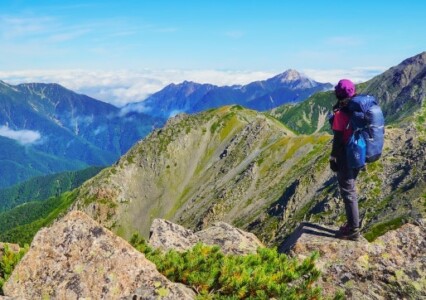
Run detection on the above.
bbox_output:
[196,222,264,255]
[3,211,194,300]
[149,219,198,252]
[285,222,426,299]
[149,219,263,255]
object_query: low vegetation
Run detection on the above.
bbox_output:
[130,234,342,300]
[0,244,28,295]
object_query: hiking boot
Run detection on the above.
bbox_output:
[336,224,360,241]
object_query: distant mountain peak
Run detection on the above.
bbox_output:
[266,69,327,91]
[279,69,305,81]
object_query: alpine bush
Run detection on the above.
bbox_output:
[130,234,329,299]
[0,244,28,295]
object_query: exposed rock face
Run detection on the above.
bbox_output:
[149,219,264,255]
[148,218,199,252]
[195,222,264,255]
[360,51,426,120]
[284,222,426,300]
[3,211,194,300]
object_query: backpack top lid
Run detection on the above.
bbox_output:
[348,95,378,113]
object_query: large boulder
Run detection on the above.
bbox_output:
[3,211,194,299]
[282,221,426,300]
[149,219,264,255]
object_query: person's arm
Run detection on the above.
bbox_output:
[331,130,344,158]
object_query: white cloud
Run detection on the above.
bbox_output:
[0,126,41,144]
[0,69,276,107]
[0,67,385,107]
[302,67,387,85]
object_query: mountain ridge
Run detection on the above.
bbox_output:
[125,69,332,118]
[0,81,164,187]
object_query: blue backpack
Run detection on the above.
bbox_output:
[347,95,385,163]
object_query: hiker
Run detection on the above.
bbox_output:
[329,79,361,241]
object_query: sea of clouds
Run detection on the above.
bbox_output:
[0,67,385,107]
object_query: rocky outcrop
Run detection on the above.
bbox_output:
[3,211,194,299]
[195,222,264,255]
[283,221,426,300]
[148,218,199,252]
[149,219,263,255]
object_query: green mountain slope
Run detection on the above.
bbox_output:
[2,53,425,249]
[0,166,103,212]
[271,91,335,134]
[2,104,425,247]
[0,191,78,245]
[63,102,424,248]
[0,136,88,188]
[0,81,163,187]
[71,105,333,241]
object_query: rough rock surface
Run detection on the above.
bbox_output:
[283,222,426,300]
[149,219,263,255]
[3,211,195,300]
[149,219,199,252]
[195,222,264,255]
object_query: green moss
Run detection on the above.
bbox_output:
[364,216,405,242]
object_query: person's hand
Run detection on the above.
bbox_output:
[329,156,338,172]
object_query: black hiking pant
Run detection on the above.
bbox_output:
[336,155,360,229]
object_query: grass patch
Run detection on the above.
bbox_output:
[363,216,405,242]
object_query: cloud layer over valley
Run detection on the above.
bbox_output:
[0,67,384,107]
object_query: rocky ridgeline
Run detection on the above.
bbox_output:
[2,211,425,299]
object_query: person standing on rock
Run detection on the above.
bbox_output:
[329,79,361,241]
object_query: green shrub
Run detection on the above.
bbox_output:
[0,244,28,295]
[130,234,325,299]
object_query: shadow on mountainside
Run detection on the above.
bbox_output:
[278,222,338,253]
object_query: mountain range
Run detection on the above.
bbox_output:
[61,51,425,247]
[124,69,332,118]
[0,70,331,188]
[1,52,424,245]
[0,51,425,299]
[0,82,163,188]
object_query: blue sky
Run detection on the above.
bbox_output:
[0,0,425,105]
